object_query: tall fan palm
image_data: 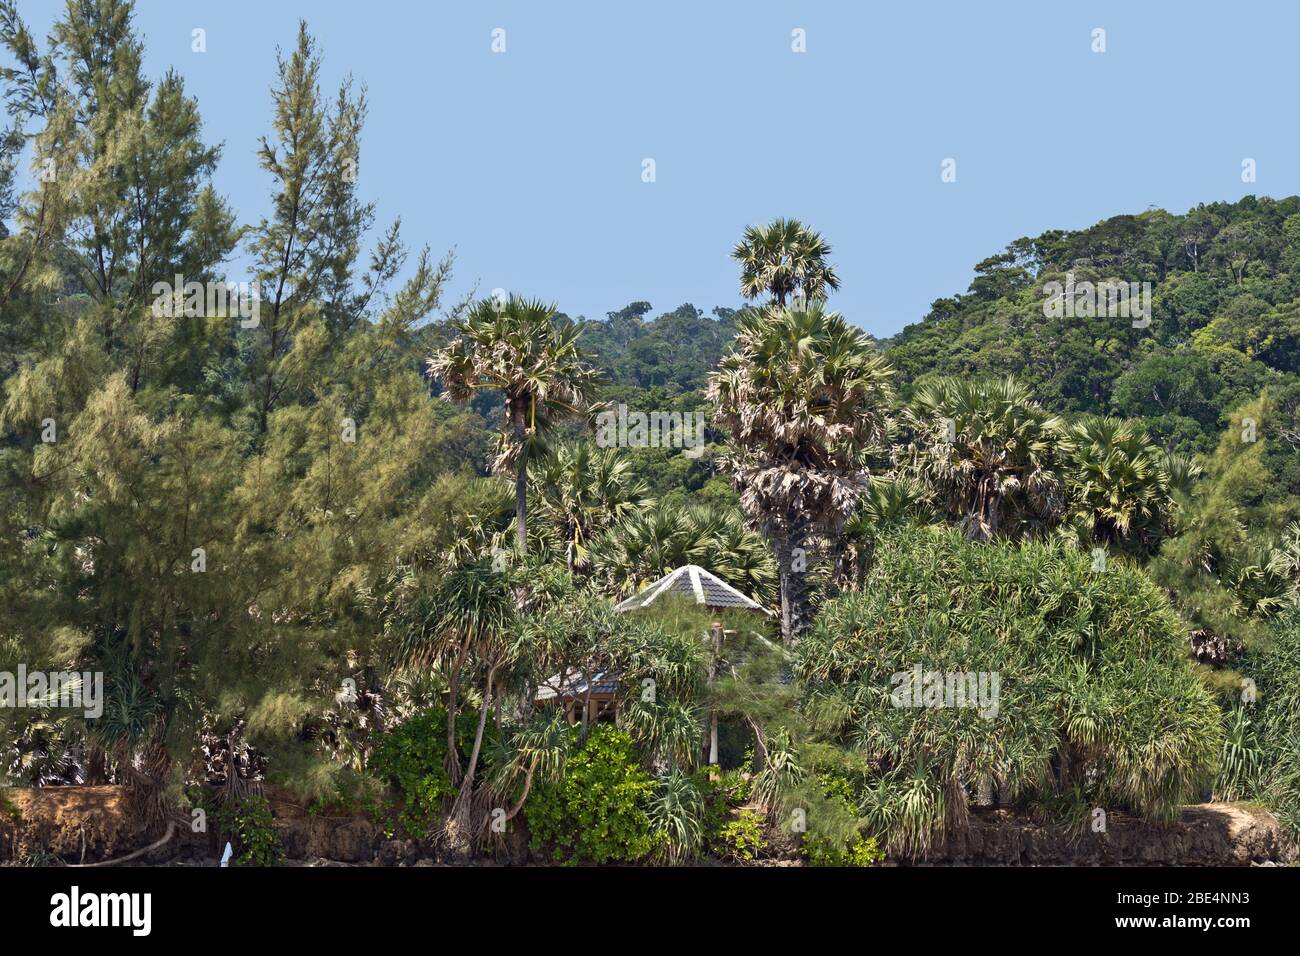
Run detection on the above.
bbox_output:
[1060,415,1184,552]
[732,218,840,307]
[429,296,601,553]
[588,501,777,606]
[708,304,894,642]
[529,439,653,571]
[903,376,1065,541]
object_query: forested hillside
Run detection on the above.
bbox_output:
[885,197,1300,455]
[583,197,1300,463]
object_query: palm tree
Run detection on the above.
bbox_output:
[529,439,653,571]
[732,218,840,307]
[1060,415,1185,553]
[708,304,894,642]
[837,474,936,587]
[429,296,600,553]
[903,376,1065,541]
[588,501,777,606]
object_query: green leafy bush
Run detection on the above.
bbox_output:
[716,809,766,861]
[526,726,657,863]
[803,832,884,867]
[211,795,284,867]
[794,774,884,867]
[369,709,460,839]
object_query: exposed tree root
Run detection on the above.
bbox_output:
[64,821,176,868]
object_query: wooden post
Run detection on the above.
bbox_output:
[707,621,722,768]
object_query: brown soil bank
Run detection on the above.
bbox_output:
[1,786,1295,866]
[0,786,157,864]
[915,804,1298,866]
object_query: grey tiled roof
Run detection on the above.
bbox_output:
[534,668,619,701]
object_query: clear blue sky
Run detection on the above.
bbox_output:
[12,0,1300,337]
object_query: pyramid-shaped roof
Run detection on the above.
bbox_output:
[613,564,769,615]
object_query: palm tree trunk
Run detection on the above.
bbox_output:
[706,621,722,764]
[772,532,806,644]
[513,402,528,552]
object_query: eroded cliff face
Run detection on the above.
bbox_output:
[914,804,1298,866]
[1,785,1295,866]
[1,786,155,864]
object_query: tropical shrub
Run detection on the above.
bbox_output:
[796,526,1223,856]
[1230,609,1300,833]
[369,709,461,839]
[647,770,709,863]
[901,376,1065,542]
[209,795,284,867]
[526,727,657,863]
[789,773,885,867]
[804,832,885,867]
[1059,415,1188,554]
[716,810,767,862]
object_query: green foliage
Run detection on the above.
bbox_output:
[646,770,709,863]
[526,727,657,864]
[1148,395,1298,677]
[1,0,1297,868]
[428,293,602,527]
[884,197,1300,445]
[796,526,1223,855]
[1230,609,1300,833]
[516,586,706,770]
[578,302,737,397]
[1215,704,1265,802]
[708,303,895,641]
[732,218,840,307]
[203,794,284,867]
[0,790,21,822]
[782,772,885,867]
[589,501,776,607]
[902,376,1064,541]
[803,832,884,867]
[716,809,766,862]
[1060,415,1189,554]
[0,2,461,807]
[750,730,805,813]
[368,709,460,839]
[529,439,653,572]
